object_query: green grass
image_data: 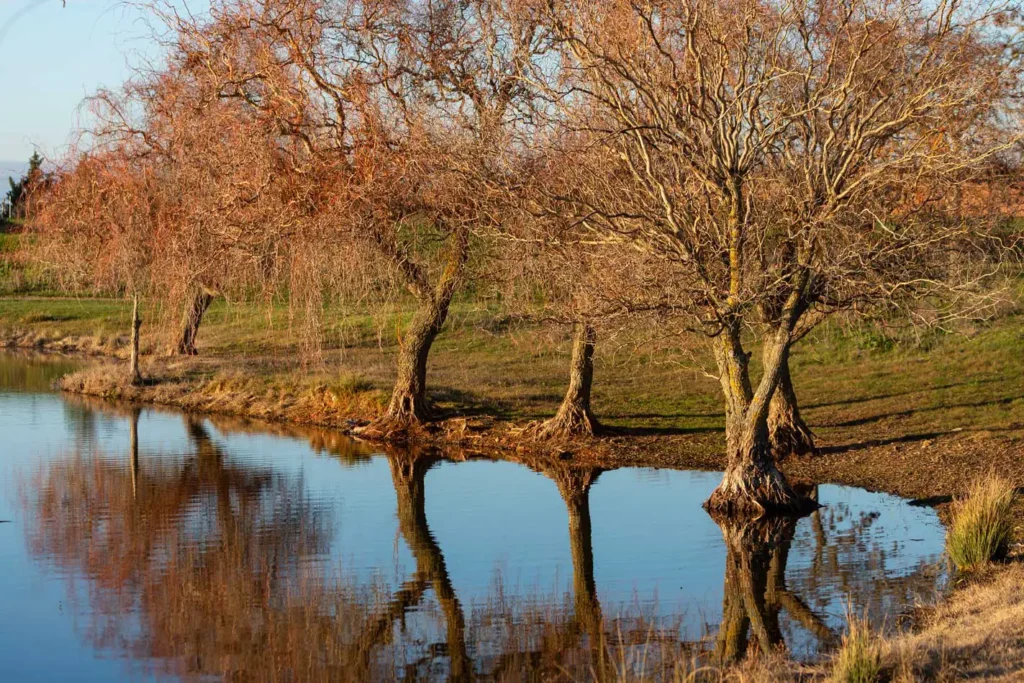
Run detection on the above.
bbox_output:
[0,293,1022,447]
[946,474,1015,572]
[0,297,133,337]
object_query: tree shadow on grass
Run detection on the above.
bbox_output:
[818,431,951,455]
[803,378,1002,411]
[602,423,724,437]
[827,394,1024,428]
[427,385,519,420]
[600,410,722,420]
[907,494,954,507]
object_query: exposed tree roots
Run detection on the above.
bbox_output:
[767,348,817,459]
[355,391,431,443]
[532,402,601,440]
[769,412,817,460]
[533,322,600,441]
[704,460,819,518]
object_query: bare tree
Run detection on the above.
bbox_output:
[83,51,305,358]
[537,0,1022,514]
[139,0,549,435]
[498,145,690,439]
[495,232,609,438]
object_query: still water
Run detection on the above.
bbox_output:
[0,353,947,681]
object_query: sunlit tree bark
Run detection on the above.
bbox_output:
[174,287,215,356]
[537,321,600,439]
[374,231,470,430]
[767,347,816,459]
[129,292,143,386]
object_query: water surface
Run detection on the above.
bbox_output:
[0,353,947,680]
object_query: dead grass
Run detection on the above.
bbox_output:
[1,326,128,356]
[611,652,811,683]
[884,563,1024,682]
[58,362,387,430]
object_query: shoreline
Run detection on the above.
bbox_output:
[42,346,1024,513]
[7,332,1024,511]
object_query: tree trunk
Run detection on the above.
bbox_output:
[536,322,600,439]
[129,293,143,386]
[704,328,814,517]
[129,407,140,499]
[380,296,450,428]
[767,345,816,459]
[175,288,214,356]
[365,231,469,437]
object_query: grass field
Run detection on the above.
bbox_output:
[1,294,1021,443]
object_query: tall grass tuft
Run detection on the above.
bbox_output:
[831,610,881,683]
[946,474,1015,572]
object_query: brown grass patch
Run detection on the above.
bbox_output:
[885,564,1024,681]
[58,361,387,430]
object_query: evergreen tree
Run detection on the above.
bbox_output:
[5,152,44,219]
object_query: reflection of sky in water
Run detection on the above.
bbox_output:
[0,355,947,679]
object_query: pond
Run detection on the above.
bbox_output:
[0,353,947,681]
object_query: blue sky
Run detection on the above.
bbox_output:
[0,0,172,167]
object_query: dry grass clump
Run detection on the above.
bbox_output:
[616,653,804,683]
[831,611,881,683]
[57,361,386,429]
[0,328,127,356]
[946,474,1015,572]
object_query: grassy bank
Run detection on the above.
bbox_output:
[2,294,1021,469]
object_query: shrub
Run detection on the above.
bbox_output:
[831,611,881,683]
[946,474,1015,572]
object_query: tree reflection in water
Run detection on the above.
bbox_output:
[24,413,374,680]
[384,451,470,680]
[20,409,944,681]
[552,466,603,654]
[712,511,837,664]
